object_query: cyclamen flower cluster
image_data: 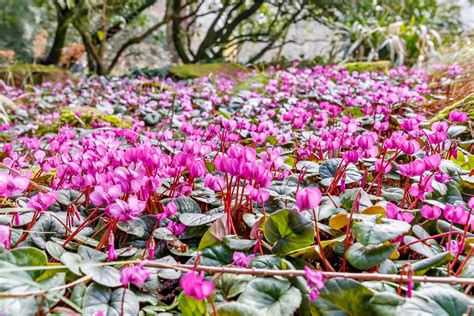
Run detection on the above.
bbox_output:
[0,64,471,308]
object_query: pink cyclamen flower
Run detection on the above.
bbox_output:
[444,204,469,225]
[296,187,322,211]
[0,173,29,198]
[420,205,442,220]
[446,239,464,256]
[304,266,324,302]
[180,271,214,300]
[156,201,177,221]
[232,252,255,268]
[27,192,57,212]
[468,197,474,210]
[386,202,414,222]
[247,186,270,203]
[0,225,10,249]
[120,262,152,287]
[204,174,225,191]
[423,154,441,170]
[448,110,468,123]
[167,221,186,235]
[90,184,122,207]
[106,196,146,222]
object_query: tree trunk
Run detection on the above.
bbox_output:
[43,16,69,65]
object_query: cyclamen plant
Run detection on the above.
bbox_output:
[0,64,472,315]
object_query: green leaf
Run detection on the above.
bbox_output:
[217,273,253,298]
[248,255,282,270]
[83,283,139,316]
[352,215,410,245]
[340,189,372,211]
[45,241,65,260]
[403,235,440,257]
[161,196,201,215]
[411,252,453,275]
[369,292,405,316]
[60,252,82,276]
[398,284,472,315]
[263,209,315,255]
[461,256,474,278]
[320,158,361,186]
[198,230,221,250]
[117,219,145,237]
[381,187,404,202]
[10,247,48,279]
[199,244,234,266]
[178,294,207,316]
[78,245,107,262]
[237,278,302,316]
[151,256,181,280]
[179,212,223,226]
[346,242,398,270]
[317,278,374,315]
[217,302,260,315]
[223,236,256,251]
[81,263,122,287]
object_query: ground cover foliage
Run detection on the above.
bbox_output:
[0,63,473,315]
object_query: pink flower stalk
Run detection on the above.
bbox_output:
[232,252,255,268]
[156,201,177,221]
[296,187,322,211]
[108,233,117,261]
[304,266,324,301]
[0,225,10,249]
[448,110,468,123]
[120,262,152,287]
[27,192,57,212]
[420,205,442,220]
[180,271,214,300]
[0,172,29,198]
[106,196,146,222]
[386,202,414,222]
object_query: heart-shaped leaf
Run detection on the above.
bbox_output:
[352,215,410,245]
[237,278,302,316]
[81,264,122,288]
[82,283,139,316]
[346,242,398,270]
[320,158,361,186]
[263,209,315,255]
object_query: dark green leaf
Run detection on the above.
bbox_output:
[346,242,398,270]
[237,278,302,316]
[412,252,453,275]
[82,283,139,316]
[352,215,410,245]
[320,158,361,186]
[317,278,374,315]
[263,209,315,255]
